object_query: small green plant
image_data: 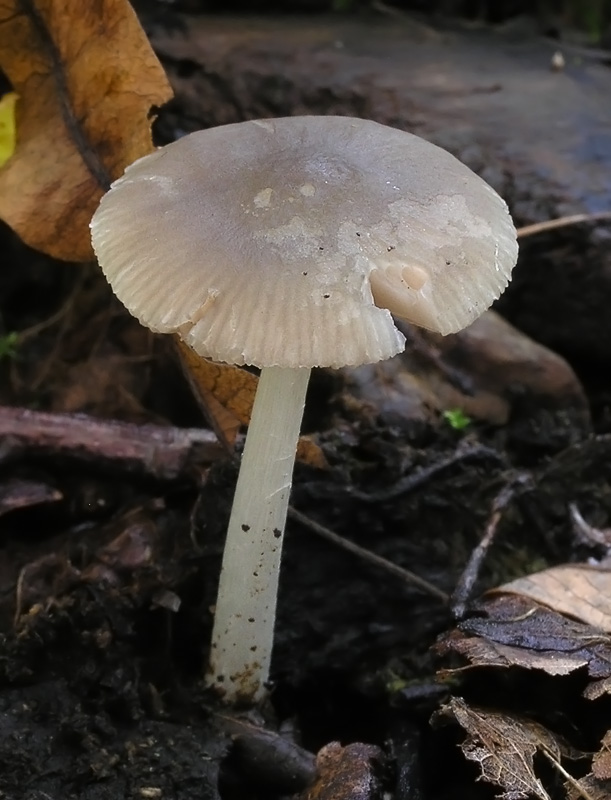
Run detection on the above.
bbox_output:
[0,331,19,360]
[544,0,611,43]
[443,408,471,431]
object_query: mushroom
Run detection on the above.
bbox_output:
[90,116,518,705]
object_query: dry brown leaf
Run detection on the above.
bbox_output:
[436,628,590,678]
[592,731,611,781]
[175,338,328,468]
[298,742,383,800]
[584,678,611,701]
[566,773,611,800]
[0,0,172,260]
[176,338,258,448]
[193,388,243,452]
[437,697,570,800]
[436,595,611,682]
[296,435,328,470]
[497,564,611,633]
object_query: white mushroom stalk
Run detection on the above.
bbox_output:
[90,115,518,708]
[208,366,310,702]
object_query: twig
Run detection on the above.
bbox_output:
[517,211,611,239]
[20,271,87,392]
[0,479,62,516]
[0,405,223,480]
[539,747,595,800]
[348,443,505,504]
[288,506,449,602]
[16,272,84,344]
[569,503,610,548]
[451,473,532,619]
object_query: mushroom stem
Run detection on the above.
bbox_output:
[207,365,311,704]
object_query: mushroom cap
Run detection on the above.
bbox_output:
[90,116,518,369]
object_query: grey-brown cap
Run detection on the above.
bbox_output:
[90,116,518,369]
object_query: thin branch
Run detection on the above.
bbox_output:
[451,473,532,619]
[17,271,85,344]
[539,748,596,800]
[569,503,611,549]
[348,443,505,504]
[517,211,611,239]
[288,506,449,602]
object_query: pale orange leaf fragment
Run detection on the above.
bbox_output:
[497,563,611,633]
[176,338,327,468]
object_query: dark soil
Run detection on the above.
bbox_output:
[2,9,611,800]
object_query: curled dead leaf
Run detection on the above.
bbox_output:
[592,731,611,781]
[0,0,172,260]
[176,338,327,468]
[584,677,611,701]
[436,627,591,678]
[436,595,611,681]
[176,338,258,449]
[496,563,611,633]
[435,697,576,800]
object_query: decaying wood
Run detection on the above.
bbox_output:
[0,405,224,480]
